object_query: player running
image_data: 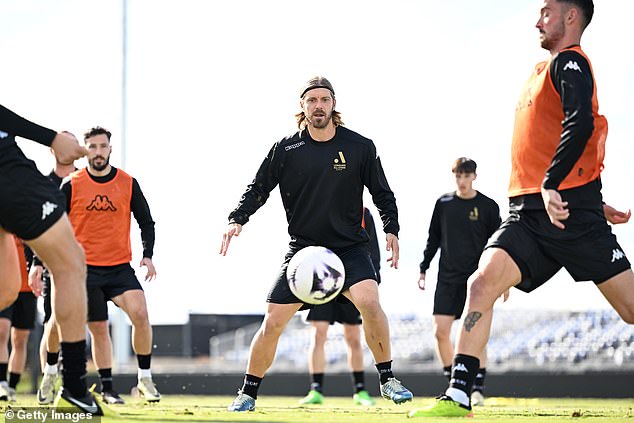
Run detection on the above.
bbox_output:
[410,0,634,417]
[0,104,101,415]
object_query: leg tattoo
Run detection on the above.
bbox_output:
[463,312,482,332]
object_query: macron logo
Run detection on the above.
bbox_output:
[41,201,58,220]
[611,249,625,263]
[563,60,582,73]
[454,363,468,373]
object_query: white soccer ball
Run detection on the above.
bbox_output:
[286,246,346,305]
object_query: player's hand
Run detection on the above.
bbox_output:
[29,264,44,297]
[418,272,426,290]
[140,257,157,282]
[220,223,242,256]
[386,233,399,269]
[603,204,631,225]
[541,188,569,229]
[51,132,88,165]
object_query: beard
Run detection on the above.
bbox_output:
[540,20,565,50]
[90,155,110,172]
[307,109,333,129]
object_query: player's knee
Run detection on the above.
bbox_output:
[355,297,381,319]
[261,315,287,338]
[88,321,109,336]
[618,308,634,324]
[128,306,149,326]
[468,273,496,305]
[12,333,28,349]
[433,326,450,342]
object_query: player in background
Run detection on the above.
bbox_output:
[417,158,501,406]
[0,237,36,402]
[299,207,381,407]
[61,126,160,403]
[221,76,413,412]
[0,104,102,414]
[27,139,78,404]
[410,0,634,417]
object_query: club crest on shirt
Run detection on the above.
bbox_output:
[333,151,347,171]
[86,195,117,212]
[469,207,479,221]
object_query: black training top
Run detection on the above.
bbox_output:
[0,105,56,150]
[228,126,399,251]
[61,166,156,259]
[420,191,501,284]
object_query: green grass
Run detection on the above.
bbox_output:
[2,395,633,422]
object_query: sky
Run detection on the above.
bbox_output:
[1,0,633,324]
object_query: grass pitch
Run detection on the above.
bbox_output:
[2,395,633,422]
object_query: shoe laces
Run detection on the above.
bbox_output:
[382,377,405,393]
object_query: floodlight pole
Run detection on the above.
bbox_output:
[112,0,132,369]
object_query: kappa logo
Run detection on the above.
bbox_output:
[333,151,347,171]
[454,363,469,373]
[0,130,8,139]
[284,140,305,151]
[611,249,625,263]
[563,60,582,73]
[86,195,117,211]
[41,201,58,220]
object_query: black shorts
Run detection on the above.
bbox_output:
[433,282,468,319]
[0,143,66,240]
[87,263,142,322]
[306,300,362,325]
[487,208,631,293]
[0,292,38,329]
[267,245,378,309]
[42,271,53,323]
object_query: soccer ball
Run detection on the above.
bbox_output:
[286,246,345,305]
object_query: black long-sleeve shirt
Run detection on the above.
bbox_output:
[229,126,399,251]
[420,192,500,284]
[61,167,156,259]
[512,47,602,211]
[0,105,56,149]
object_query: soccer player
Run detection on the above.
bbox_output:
[0,104,102,414]
[417,158,501,406]
[410,0,634,417]
[28,140,78,404]
[299,207,381,407]
[221,76,413,412]
[60,126,160,403]
[0,237,36,402]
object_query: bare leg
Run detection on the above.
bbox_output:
[0,230,20,309]
[456,249,521,357]
[343,323,364,372]
[597,269,634,324]
[246,303,302,377]
[26,216,86,343]
[432,315,455,367]
[111,290,151,355]
[39,318,60,370]
[345,280,391,363]
[0,319,10,363]
[87,321,113,370]
[8,328,30,375]
[308,321,328,374]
